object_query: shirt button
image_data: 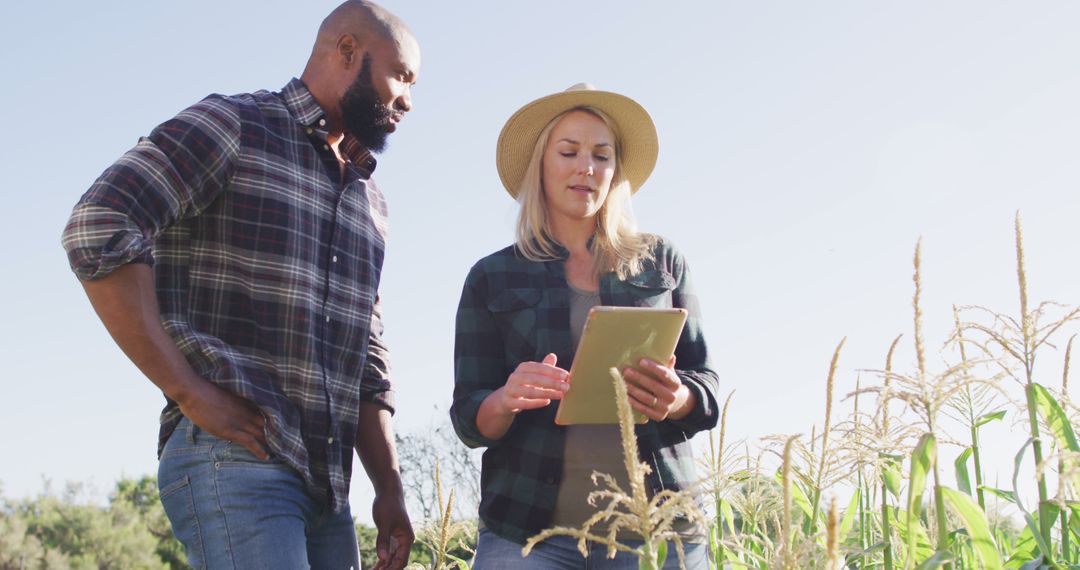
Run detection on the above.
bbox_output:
[323,144,330,151]
[319,118,327,127]
[305,128,313,135]
[332,255,338,263]
[328,437,335,444]
[325,315,331,323]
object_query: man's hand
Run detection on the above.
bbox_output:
[78,263,269,458]
[356,401,412,569]
[371,490,414,570]
[177,379,269,459]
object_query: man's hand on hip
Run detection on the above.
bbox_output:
[177,378,269,459]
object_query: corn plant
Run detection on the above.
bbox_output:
[407,462,475,570]
[524,368,706,570]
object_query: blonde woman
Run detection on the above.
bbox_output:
[451,84,718,569]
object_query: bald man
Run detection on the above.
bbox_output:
[61,2,419,568]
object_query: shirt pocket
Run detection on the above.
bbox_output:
[486,288,542,360]
[622,269,677,308]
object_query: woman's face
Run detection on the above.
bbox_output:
[541,110,617,224]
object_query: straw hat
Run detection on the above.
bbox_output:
[495,83,659,199]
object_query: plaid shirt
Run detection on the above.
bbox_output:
[61,79,392,513]
[451,237,719,544]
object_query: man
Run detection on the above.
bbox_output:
[60,2,419,568]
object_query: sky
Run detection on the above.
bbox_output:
[2,1,1080,520]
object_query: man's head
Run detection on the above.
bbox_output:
[302,1,421,152]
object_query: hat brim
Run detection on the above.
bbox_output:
[496,88,658,199]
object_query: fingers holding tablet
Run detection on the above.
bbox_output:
[624,357,694,422]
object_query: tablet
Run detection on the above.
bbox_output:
[554,306,688,425]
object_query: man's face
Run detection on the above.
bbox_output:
[338,37,420,152]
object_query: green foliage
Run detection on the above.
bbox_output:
[0,478,178,569]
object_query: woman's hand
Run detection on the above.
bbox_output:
[476,353,569,440]
[493,353,570,415]
[623,355,696,422]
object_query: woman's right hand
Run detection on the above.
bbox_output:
[492,353,570,416]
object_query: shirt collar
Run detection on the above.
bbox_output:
[280,78,378,175]
[533,233,597,261]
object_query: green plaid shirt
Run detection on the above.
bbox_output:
[451,236,719,544]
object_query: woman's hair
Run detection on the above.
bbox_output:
[514,106,655,279]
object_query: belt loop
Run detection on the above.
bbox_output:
[185,417,198,445]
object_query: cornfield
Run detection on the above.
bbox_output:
[414,212,1080,570]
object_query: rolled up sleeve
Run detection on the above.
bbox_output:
[665,247,720,435]
[61,96,241,280]
[360,295,394,413]
[450,263,508,449]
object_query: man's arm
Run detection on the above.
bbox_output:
[80,263,269,458]
[355,401,413,570]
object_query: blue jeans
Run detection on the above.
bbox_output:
[157,417,360,569]
[472,527,709,569]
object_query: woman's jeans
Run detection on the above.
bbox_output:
[157,417,360,569]
[472,527,709,569]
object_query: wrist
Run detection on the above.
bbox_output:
[166,371,210,408]
[372,473,405,498]
[667,384,696,421]
[489,387,515,417]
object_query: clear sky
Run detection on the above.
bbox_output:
[2,1,1079,518]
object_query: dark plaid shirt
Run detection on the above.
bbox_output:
[451,237,720,544]
[61,79,392,513]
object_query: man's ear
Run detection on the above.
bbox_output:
[336,33,364,68]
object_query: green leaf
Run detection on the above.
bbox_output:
[1004,521,1040,567]
[1069,505,1080,544]
[1023,512,1056,562]
[775,469,814,520]
[895,507,935,564]
[915,549,954,570]
[721,498,737,535]
[1032,384,1080,452]
[955,447,974,496]
[839,487,860,543]
[908,433,937,565]
[942,487,1003,570]
[655,540,668,569]
[981,485,1018,505]
[883,454,903,499]
[976,409,1008,428]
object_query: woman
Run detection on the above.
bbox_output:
[451,84,718,569]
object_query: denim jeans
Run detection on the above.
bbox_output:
[157,417,360,569]
[472,527,709,569]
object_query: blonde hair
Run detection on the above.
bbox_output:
[514,107,655,279]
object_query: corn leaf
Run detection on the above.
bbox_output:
[1032,383,1080,452]
[955,446,974,496]
[976,409,1008,428]
[654,540,668,569]
[839,487,861,543]
[895,507,935,565]
[915,549,954,570]
[1005,524,1039,568]
[1022,512,1056,563]
[775,470,814,520]
[721,498,737,535]
[908,433,936,564]
[882,453,904,499]
[981,485,1018,505]
[942,487,1003,570]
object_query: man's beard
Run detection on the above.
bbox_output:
[339,54,393,153]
